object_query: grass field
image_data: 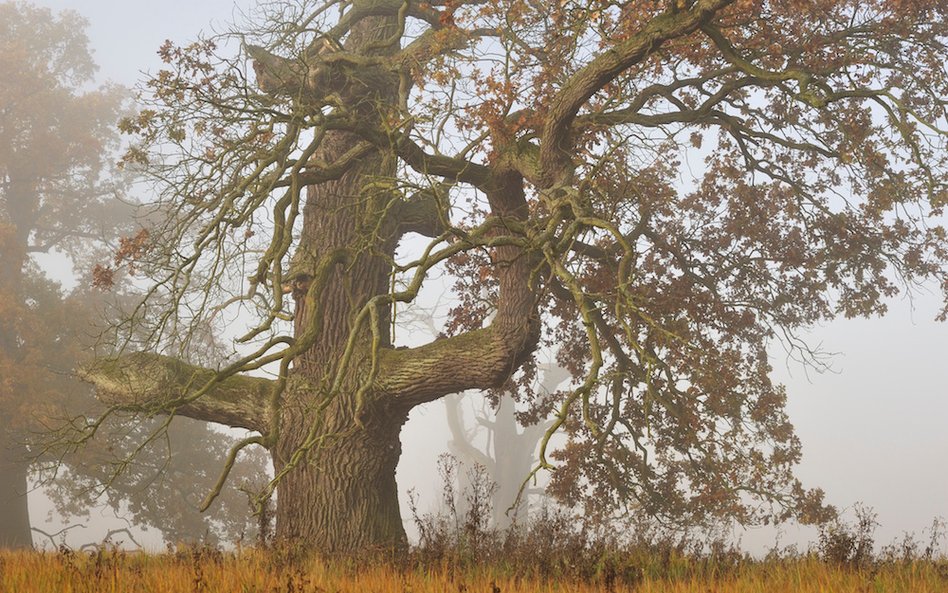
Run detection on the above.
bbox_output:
[1,548,947,593]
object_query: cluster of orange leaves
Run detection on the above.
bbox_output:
[92,229,150,290]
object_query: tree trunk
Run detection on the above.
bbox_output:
[491,397,534,528]
[0,176,34,549]
[273,390,409,553]
[272,147,406,551]
[84,13,541,556]
[0,437,32,549]
[272,45,405,549]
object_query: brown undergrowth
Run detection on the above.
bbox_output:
[0,547,947,593]
[2,508,947,593]
[4,467,946,592]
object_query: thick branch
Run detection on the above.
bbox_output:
[246,42,365,101]
[377,326,537,407]
[80,353,272,433]
[273,141,376,188]
[377,169,541,406]
[246,45,312,96]
[393,134,492,187]
[394,184,451,238]
[537,0,733,187]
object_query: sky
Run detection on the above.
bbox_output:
[25,0,948,553]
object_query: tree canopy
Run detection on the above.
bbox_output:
[83,0,947,553]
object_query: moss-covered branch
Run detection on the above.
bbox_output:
[394,184,452,238]
[79,353,273,433]
[537,0,734,187]
[376,169,541,407]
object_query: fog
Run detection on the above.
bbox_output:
[16,0,948,554]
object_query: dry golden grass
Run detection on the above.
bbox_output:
[1,549,947,593]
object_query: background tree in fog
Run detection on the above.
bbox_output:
[444,362,568,528]
[0,1,266,549]
[404,305,563,528]
[0,0,128,547]
[82,0,948,554]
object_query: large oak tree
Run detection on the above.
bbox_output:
[84,0,947,554]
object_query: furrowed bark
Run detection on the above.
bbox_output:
[80,353,272,433]
[262,12,413,553]
[273,392,408,554]
[378,327,534,406]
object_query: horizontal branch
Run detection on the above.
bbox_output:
[393,134,492,187]
[79,353,273,433]
[376,326,537,407]
[273,141,376,188]
[394,184,451,238]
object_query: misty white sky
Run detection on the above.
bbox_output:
[26,0,948,553]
